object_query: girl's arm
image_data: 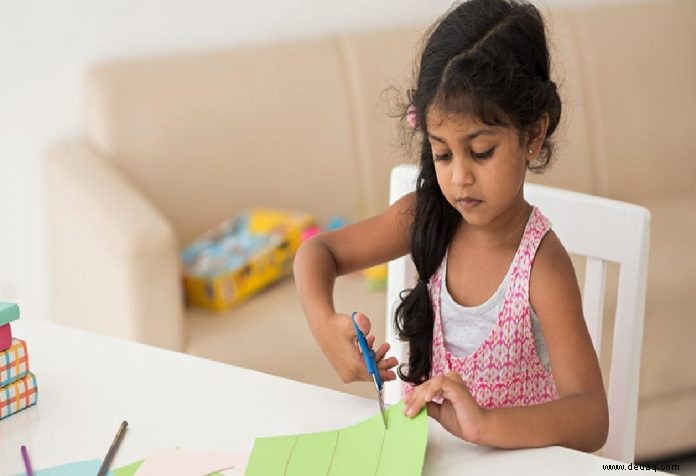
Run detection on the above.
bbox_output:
[404,231,609,453]
[293,192,414,384]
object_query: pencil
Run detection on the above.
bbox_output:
[20,445,33,476]
[97,420,128,476]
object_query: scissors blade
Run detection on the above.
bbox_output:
[373,375,387,429]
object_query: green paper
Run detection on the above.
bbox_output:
[245,402,427,476]
[328,408,386,476]
[245,434,298,475]
[286,431,337,476]
[378,402,429,476]
[112,460,143,476]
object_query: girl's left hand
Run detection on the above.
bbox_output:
[403,371,487,444]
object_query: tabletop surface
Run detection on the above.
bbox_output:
[0,321,663,475]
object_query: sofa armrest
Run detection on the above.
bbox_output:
[41,139,184,351]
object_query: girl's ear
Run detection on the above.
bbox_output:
[525,113,550,159]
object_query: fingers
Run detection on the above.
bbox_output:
[403,378,438,417]
[373,341,390,361]
[444,371,464,384]
[347,312,399,383]
[377,356,398,381]
[353,312,372,335]
[367,341,398,376]
[440,371,475,406]
[378,356,398,370]
[353,334,375,359]
[422,385,444,404]
[379,369,397,381]
[376,341,398,381]
[403,375,457,418]
[426,401,440,419]
[366,334,376,349]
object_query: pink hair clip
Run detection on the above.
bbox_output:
[407,104,418,129]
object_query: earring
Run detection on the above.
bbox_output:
[528,148,534,154]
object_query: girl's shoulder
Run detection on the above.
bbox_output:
[530,229,577,288]
[529,228,583,321]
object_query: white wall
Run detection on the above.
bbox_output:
[0,0,631,322]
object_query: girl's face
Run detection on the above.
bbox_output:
[426,108,533,228]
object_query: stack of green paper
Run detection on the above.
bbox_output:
[245,402,428,476]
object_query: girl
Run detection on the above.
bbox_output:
[294,0,608,453]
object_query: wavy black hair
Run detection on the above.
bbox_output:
[395,0,562,385]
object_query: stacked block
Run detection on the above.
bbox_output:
[0,302,38,419]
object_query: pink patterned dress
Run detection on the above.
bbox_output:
[404,206,559,409]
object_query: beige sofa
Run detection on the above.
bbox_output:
[42,0,695,461]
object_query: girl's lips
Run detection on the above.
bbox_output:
[456,198,482,209]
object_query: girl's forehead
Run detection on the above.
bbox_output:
[426,108,485,130]
[425,108,501,136]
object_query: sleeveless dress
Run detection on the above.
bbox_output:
[404,206,560,409]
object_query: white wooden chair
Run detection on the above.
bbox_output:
[384,164,651,463]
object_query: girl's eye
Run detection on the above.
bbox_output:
[433,147,495,162]
[471,147,495,160]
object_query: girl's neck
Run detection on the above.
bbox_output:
[457,200,533,249]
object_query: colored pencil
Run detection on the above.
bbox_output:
[97,420,128,476]
[20,445,33,476]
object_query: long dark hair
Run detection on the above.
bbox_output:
[395,0,562,385]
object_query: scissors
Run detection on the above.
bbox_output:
[351,312,387,429]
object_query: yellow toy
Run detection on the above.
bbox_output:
[182,209,316,312]
[363,263,388,292]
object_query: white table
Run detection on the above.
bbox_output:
[0,322,667,475]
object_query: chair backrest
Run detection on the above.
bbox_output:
[384,164,651,463]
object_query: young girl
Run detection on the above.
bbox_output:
[294,0,608,453]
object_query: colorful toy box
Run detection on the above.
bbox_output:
[0,339,29,388]
[1,372,38,420]
[181,209,316,312]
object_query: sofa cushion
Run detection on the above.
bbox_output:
[336,28,423,217]
[636,196,696,399]
[589,195,696,402]
[526,6,598,195]
[570,0,696,202]
[86,41,364,245]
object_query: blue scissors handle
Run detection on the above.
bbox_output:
[351,312,383,390]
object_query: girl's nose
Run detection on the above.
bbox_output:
[451,157,475,186]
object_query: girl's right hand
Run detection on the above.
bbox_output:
[322,312,399,384]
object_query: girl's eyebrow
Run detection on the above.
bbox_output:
[428,129,495,143]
